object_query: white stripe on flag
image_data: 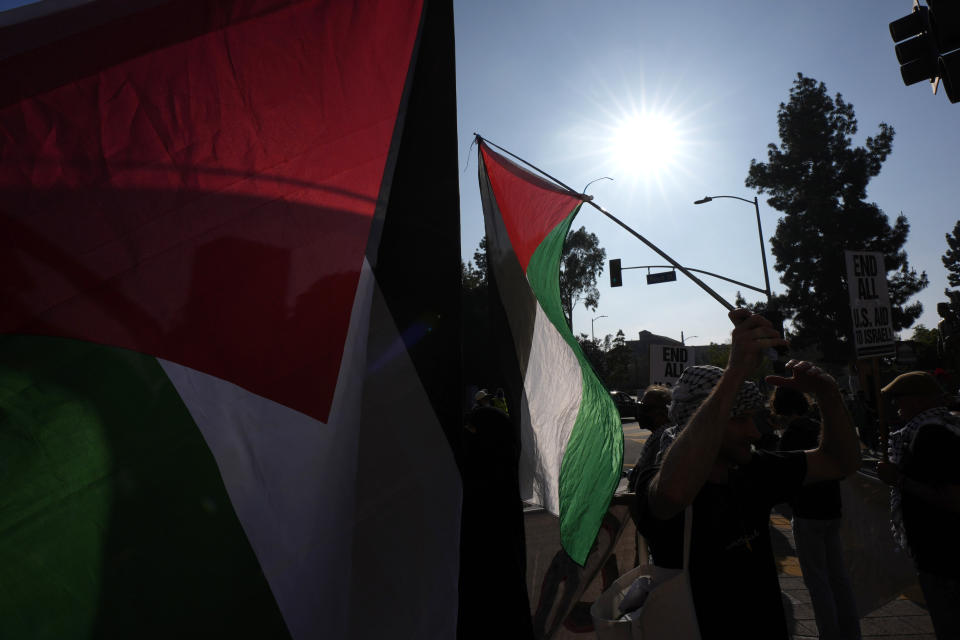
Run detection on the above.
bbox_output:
[159,259,375,640]
[519,303,584,515]
[161,257,463,639]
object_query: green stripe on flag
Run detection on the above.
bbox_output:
[0,335,289,639]
[525,207,624,564]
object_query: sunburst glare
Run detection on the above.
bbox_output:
[610,110,684,179]
[562,80,707,202]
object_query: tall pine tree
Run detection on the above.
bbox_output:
[942,220,960,322]
[746,74,927,361]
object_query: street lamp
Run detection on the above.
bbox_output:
[591,315,608,341]
[693,195,771,302]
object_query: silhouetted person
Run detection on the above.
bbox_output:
[631,310,861,639]
[937,303,958,370]
[627,384,672,492]
[774,386,860,640]
[877,372,960,640]
[459,389,533,639]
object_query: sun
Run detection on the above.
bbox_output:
[609,110,684,179]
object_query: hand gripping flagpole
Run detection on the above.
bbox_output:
[474,134,735,312]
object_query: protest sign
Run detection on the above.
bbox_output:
[845,250,895,358]
[649,344,692,386]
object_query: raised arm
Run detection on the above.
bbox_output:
[647,310,786,520]
[767,361,861,484]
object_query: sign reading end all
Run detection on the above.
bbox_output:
[650,344,692,387]
[844,250,895,359]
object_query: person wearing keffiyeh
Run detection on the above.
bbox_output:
[877,371,960,640]
[654,364,769,464]
[631,309,862,640]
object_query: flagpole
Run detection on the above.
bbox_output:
[475,134,735,312]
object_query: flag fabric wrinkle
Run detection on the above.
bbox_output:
[478,141,623,564]
[0,1,462,638]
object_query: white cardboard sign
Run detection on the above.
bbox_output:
[649,344,692,386]
[845,250,895,358]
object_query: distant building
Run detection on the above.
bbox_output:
[624,330,711,393]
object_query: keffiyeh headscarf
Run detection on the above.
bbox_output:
[888,406,960,554]
[657,365,766,462]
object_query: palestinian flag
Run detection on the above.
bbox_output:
[0,1,462,638]
[477,141,622,564]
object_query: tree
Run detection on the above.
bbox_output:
[605,330,633,390]
[577,334,608,383]
[936,223,960,369]
[909,324,941,371]
[472,235,488,278]
[942,220,960,323]
[576,329,633,390]
[705,342,731,369]
[746,73,928,361]
[559,226,606,331]
[461,256,496,390]
[461,259,485,292]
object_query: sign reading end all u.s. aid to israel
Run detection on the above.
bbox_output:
[845,250,896,358]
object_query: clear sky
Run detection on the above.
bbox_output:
[1,0,956,349]
[455,0,959,347]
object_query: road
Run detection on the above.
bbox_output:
[620,418,649,472]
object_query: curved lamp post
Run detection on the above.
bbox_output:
[693,195,771,302]
[591,314,608,341]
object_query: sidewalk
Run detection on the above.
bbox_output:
[770,512,936,639]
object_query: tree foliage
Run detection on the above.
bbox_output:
[745,73,928,361]
[942,220,960,323]
[909,324,941,371]
[560,226,606,331]
[577,329,633,390]
[605,330,633,389]
[577,334,607,382]
[705,342,731,369]
[461,252,497,390]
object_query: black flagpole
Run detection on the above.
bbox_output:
[474,134,735,312]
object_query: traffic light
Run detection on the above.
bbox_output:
[940,48,960,103]
[890,0,960,103]
[890,4,936,86]
[609,258,622,287]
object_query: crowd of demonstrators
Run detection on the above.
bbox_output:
[630,309,861,639]
[773,386,861,640]
[877,372,960,640]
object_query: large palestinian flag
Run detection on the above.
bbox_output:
[477,141,622,565]
[0,1,462,638]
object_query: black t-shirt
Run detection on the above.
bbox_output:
[632,450,807,640]
[902,422,960,577]
[778,417,841,520]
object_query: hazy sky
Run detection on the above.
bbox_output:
[2,0,956,350]
[456,0,959,347]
